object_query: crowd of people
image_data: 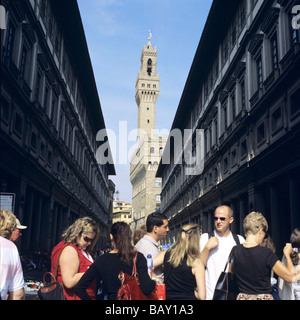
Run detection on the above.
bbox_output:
[1,206,300,300]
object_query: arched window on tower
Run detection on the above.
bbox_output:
[147,59,152,76]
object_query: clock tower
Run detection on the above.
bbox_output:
[135,32,160,139]
[130,33,166,229]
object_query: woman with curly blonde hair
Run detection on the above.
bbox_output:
[51,217,100,300]
[153,224,206,300]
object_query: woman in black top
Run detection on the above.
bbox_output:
[74,222,156,300]
[232,212,299,300]
[154,224,205,300]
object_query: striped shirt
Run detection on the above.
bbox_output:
[0,236,24,300]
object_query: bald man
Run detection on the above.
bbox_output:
[200,205,245,300]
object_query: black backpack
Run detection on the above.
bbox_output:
[208,231,240,245]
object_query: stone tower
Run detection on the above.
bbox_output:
[135,32,160,138]
[130,33,166,229]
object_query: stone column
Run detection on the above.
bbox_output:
[23,190,34,251]
[15,175,27,223]
[270,184,280,246]
[202,211,208,233]
[32,194,43,249]
[239,197,247,236]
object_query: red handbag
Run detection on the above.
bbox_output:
[155,283,166,300]
[117,252,164,300]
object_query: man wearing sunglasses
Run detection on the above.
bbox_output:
[199,205,245,300]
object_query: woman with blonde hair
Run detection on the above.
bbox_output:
[51,216,100,300]
[153,224,206,300]
[232,212,300,300]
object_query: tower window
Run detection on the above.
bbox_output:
[147,120,150,123]
[147,59,152,76]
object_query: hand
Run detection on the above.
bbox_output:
[283,243,293,257]
[149,266,155,277]
[206,236,219,251]
[151,274,162,284]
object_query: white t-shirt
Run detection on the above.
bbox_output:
[200,231,245,300]
[0,236,24,300]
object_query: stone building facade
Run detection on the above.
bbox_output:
[130,35,167,228]
[0,0,115,252]
[157,0,300,254]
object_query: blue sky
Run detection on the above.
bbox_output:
[77,0,213,203]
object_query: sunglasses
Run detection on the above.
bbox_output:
[82,235,94,243]
[214,217,229,221]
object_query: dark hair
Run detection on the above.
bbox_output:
[290,228,300,266]
[146,211,168,233]
[110,222,134,265]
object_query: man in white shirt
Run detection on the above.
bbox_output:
[200,205,245,300]
[135,211,169,281]
[0,235,25,300]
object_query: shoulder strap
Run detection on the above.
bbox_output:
[209,231,240,245]
[232,233,240,245]
[223,246,236,273]
[132,251,138,276]
[208,231,214,238]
